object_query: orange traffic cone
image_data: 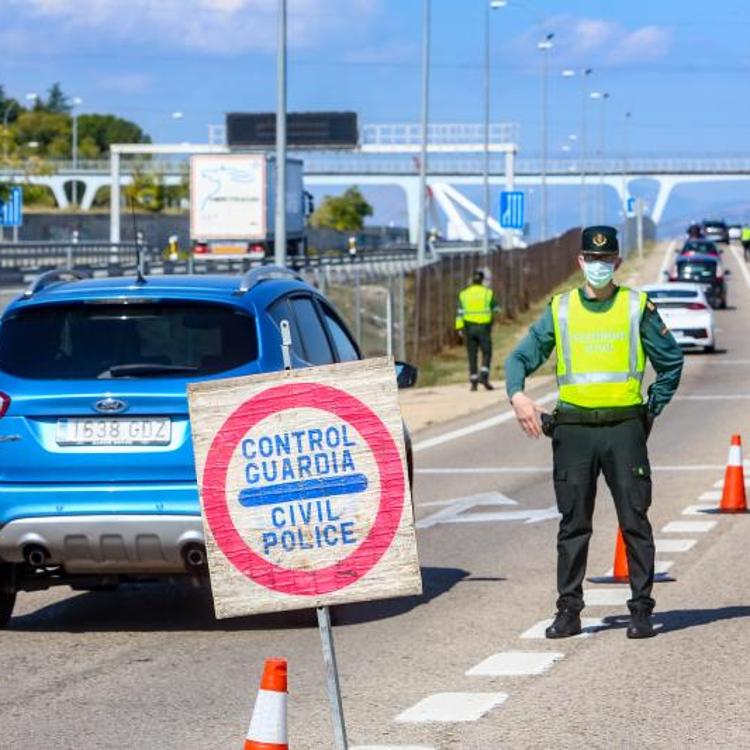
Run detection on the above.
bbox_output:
[244,658,288,750]
[588,528,675,584]
[716,434,748,513]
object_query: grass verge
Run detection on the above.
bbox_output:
[417,241,659,388]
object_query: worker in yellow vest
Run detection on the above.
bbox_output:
[455,270,499,391]
[741,223,750,261]
[505,226,683,640]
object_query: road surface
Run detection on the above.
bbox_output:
[3,244,750,748]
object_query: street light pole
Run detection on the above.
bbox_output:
[416,0,430,264]
[623,110,631,224]
[1,103,17,161]
[482,0,492,255]
[538,33,554,241]
[275,0,287,267]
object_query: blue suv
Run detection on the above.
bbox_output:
[0,267,415,625]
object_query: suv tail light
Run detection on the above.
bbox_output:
[687,302,707,310]
[0,392,9,418]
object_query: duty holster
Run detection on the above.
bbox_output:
[540,406,654,440]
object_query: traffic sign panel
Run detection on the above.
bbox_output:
[0,187,23,228]
[500,190,524,229]
[188,357,421,619]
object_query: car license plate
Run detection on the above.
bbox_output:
[56,418,172,446]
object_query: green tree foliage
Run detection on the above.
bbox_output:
[77,114,150,156]
[309,187,373,232]
[45,83,70,114]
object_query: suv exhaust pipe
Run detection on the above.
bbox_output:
[182,543,207,572]
[23,544,50,568]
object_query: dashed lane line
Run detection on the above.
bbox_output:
[603,560,673,577]
[520,617,608,639]
[661,520,717,533]
[583,588,631,606]
[466,651,564,677]
[412,392,558,453]
[701,490,723,500]
[352,746,435,750]
[394,693,509,723]
[655,538,696,553]
[683,504,719,515]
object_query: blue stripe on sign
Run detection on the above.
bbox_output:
[238,473,369,507]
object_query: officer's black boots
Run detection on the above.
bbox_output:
[545,608,582,638]
[626,608,656,639]
[479,371,494,391]
[470,381,478,392]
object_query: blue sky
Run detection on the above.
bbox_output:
[3,0,750,236]
[3,0,750,155]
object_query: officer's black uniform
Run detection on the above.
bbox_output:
[505,226,684,638]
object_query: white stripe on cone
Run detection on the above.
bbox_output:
[246,689,288,745]
[728,444,743,467]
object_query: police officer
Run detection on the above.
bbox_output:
[456,270,499,391]
[505,226,683,639]
[741,222,750,261]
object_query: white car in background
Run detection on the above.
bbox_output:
[641,282,716,353]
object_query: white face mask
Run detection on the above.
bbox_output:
[583,260,616,289]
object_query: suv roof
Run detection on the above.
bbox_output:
[7,270,312,311]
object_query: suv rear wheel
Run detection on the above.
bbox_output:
[0,565,16,628]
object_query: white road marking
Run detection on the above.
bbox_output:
[438,505,560,526]
[466,651,564,677]
[674,394,750,401]
[655,538,696,552]
[418,491,518,508]
[417,464,725,475]
[416,492,558,529]
[394,692,508,723]
[412,392,558,453]
[684,359,750,366]
[520,618,607,639]
[701,490,723,500]
[602,560,673,577]
[683,504,719,515]
[729,243,750,291]
[657,238,678,282]
[583,588,631,606]
[661,520,717,533]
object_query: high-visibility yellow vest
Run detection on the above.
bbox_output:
[551,287,647,408]
[742,226,750,242]
[456,284,495,330]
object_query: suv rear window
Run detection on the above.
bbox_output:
[0,302,258,379]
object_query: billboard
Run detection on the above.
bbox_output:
[226,112,358,149]
[190,154,267,240]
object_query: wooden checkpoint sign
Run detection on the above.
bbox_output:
[187,357,422,619]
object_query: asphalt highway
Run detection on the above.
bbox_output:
[3,244,750,748]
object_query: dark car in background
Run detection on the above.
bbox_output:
[701,220,730,244]
[680,239,721,258]
[672,253,728,309]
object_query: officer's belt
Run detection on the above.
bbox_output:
[554,405,646,425]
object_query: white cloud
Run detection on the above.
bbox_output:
[513,16,673,67]
[95,73,154,95]
[606,25,673,64]
[9,0,381,54]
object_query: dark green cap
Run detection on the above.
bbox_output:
[581,225,619,255]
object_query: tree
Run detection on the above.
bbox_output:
[77,114,151,155]
[45,83,70,114]
[309,187,373,232]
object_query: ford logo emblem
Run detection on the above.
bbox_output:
[94,397,127,414]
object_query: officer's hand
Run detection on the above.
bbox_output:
[510,392,543,439]
[456,330,464,343]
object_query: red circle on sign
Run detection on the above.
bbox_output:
[201,381,406,596]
